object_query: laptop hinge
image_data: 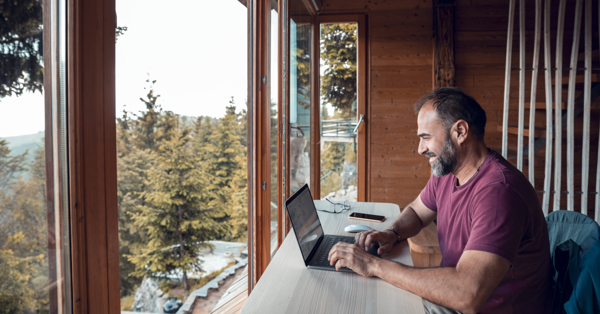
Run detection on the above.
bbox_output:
[305,235,324,266]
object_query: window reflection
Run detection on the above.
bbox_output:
[290,18,311,195]
[0,0,70,312]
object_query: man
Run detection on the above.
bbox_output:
[327,88,550,314]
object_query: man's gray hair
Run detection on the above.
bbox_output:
[414,87,487,141]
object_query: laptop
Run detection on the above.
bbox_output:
[285,184,379,273]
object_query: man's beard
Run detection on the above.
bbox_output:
[425,135,458,177]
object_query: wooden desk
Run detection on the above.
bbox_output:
[242,201,425,314]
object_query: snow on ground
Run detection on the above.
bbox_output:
[165,241,247,280]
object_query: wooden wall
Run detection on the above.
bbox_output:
[320,0,599,218]
[322,0,434,208]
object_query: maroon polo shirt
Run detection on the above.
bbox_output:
[420,149,550,314]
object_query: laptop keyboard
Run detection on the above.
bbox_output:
[313,236,354,266]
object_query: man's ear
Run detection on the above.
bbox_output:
[454,120,469,145]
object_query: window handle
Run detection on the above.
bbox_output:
[353,114,365,134]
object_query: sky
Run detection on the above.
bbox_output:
[0,0,278,138]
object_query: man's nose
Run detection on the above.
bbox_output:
[417,138,427,155]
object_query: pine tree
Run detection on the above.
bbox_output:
[129,79,177,152]
[0,0,44,99]
[117,146,153,296]
[128,119,223,293]
[320,23,358,115]
[0,143,49,312]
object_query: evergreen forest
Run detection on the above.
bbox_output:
[116,81,251,297]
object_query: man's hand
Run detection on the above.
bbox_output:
[327,242,380,276]
[354,230,397,255]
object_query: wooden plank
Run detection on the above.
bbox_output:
[528,0,542,184]
[502,0,516,158]
[68,0,121,312]
[310,17,320,199]
[566,0,583,211]
[433,4,456,89]
[553,0,567,211]
[496,125,548,138]
[581,0,592,215]
[542,0,553,215]
[517,0,526,171]
[357,15,368,202]
[407,221,443,269]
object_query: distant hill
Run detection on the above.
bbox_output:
[1,131,45,161]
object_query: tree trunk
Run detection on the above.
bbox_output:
[178,204,188,293]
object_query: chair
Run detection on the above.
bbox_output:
[546,210,600,314]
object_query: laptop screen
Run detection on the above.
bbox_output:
[285,184,324,262]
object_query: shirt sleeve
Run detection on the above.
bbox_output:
[464,184,529,264]
[420,174,440,212]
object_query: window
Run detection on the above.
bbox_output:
[0,0,71,312]
[115,0,249,312]
[319,22,359,201]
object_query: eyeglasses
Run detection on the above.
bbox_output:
[317,198,351,214]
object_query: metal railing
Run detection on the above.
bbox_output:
[321,119,357,138]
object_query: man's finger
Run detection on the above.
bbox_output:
[355,231,366,247]
[328,242,350,261]
[335,258,346,271]
[364,232,382,251]
[378,242,392,255]
[356,230,374,248]
[329,249,350,266]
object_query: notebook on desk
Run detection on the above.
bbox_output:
[285,184,379,273]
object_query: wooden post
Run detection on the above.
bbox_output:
[581,0,592,215]
[67,0,120,311]
[247,0,273,290]
[542,0,553,215]
[502,0,516,158]
[517,0,526,171]
[553,0,567,211]
[310,16,320,199]
[528,0,542,184]
[566,0,583,211]
[433,0,455,89]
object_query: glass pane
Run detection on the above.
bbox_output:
[116,0,248,312]
[0,0,71,312]
[270,6,279,256]
[289,5,312,196]
[319,23,358,202]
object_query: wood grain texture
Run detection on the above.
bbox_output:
[241,201,425,314]
[566,0,583,211]
[321,1,433,208]
[433,5,456,89]
[407,223,442,268]
[67,0,120,311]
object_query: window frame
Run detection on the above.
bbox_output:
[66,0,121,312]
[310,14,369,201]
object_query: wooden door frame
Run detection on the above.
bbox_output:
[313,14,369,202]
[248,0,275,291]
